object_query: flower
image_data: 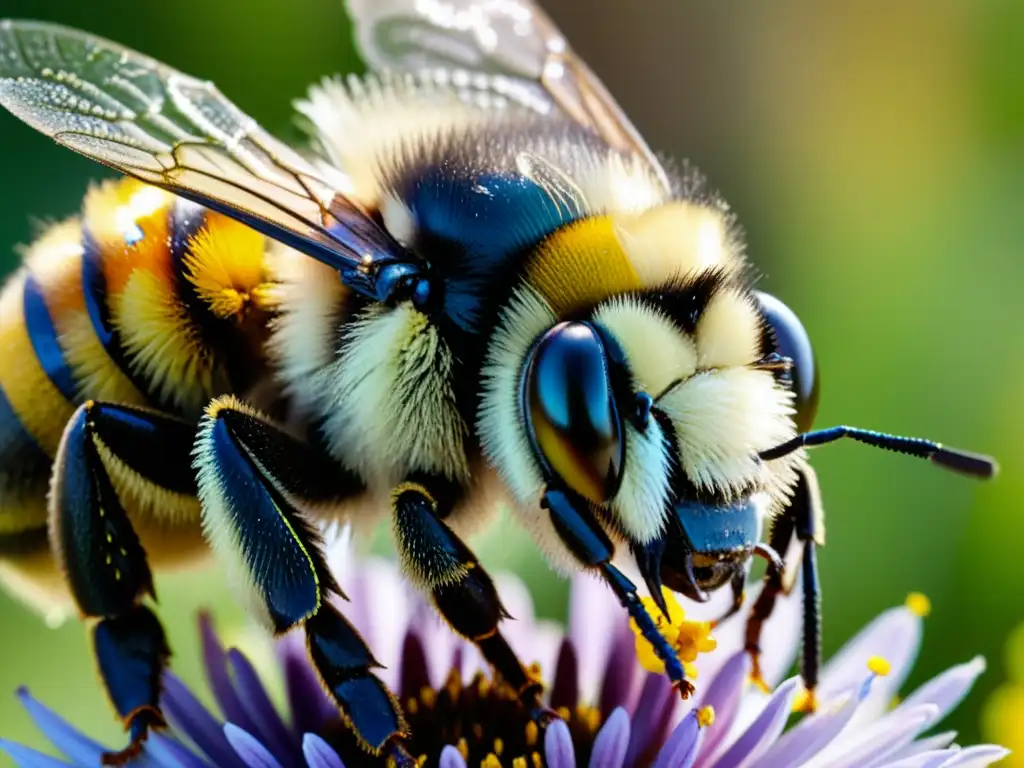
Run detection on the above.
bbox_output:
[0,540,1012,768]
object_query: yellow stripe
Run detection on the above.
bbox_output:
[525,216,642,316]
[0,272,75,457]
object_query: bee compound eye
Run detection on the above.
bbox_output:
[524,322,625,504]
[755,291,820,433]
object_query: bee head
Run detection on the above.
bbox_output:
[481,202,818,561]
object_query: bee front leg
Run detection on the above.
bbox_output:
[541,486,695,698]
[390,479,547,714]
[744,464,823,707]
[49,401,199,764]
[194,397,413,765]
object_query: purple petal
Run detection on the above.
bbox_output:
[693,652,751,767]
[652,710,703,768]
[224,724,283,768]
[881,750,962,768]
[277,631,335,734]
[816,704,939,768]
[937,746,1012,768]
[302,733,346,768]
[711,677,800,768]
[162,672,246,768]
[145,731,212,768]
[199,614,252,730]
[15,687,108,765]
[228,649,300,762]
[551,638,580,710]
[589,708,631,768]
[570,572,619,703]
[625,674,675,768]
[748,682,863,768]
[545,719,577,768]
[599,628,639,718]
[887,732,959,763]
[439,745,468,768]
[900,658,986,725]
[0,739,74,768]
[817,606,922,723]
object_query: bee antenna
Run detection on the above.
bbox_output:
[759,426,998,479]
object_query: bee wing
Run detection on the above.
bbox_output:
[0,20,402,277]
[344,0,670,192]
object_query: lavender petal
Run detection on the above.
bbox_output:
[0,739,74,768]
[145,731,213,768]
[625,674,675,768]
[228,648,300,763]
[589,707,631,768]
[302,734,346,768]
[818,703,939,768]
[887,732,959,763]
[224,724,284,768]
[599,627,639,718]
[199,613,252,730]
[881,750,962,768]
[937,746,1012,768]
[711,678,800,768]
[278,631,335,734]
[900,658,986,724]
[551,638,580,710]
[545,719,577,768]
[570,571,619,703]
[15,687,107,765]
[652,710,703,768]
[693,652,751,768]
[748,682,863,768]
[439,745,468,768]
[162,671,246,768]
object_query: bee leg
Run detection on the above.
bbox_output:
[541,486,695,698]
[391,479,548,715]
[744,465,823,706]
[194,397,413,765]
[710,570,747,629]
[49,400,199,764]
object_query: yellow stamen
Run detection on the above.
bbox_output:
[524,721,539,747]
[493,738,504,756]
[697,706,716,728]
[905,592,931,618]
[792,688,819,714]
[513,759,527,768]
[457,739,469,760]
[868,655,892,677]
[481,754,501,768]
[630,588,718,675]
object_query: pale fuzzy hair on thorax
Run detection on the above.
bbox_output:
[295,71,510,207]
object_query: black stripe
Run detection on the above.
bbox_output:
[80,228,157,408]
[23,274,78,403]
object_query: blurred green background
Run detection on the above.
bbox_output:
[1,0,1022,762]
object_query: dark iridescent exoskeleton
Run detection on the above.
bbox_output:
[0,3,996,764]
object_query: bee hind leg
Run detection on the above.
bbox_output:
[390,478,550,718]
[49,400,199,764]
[744,464,823,706]
[194,396,414,765]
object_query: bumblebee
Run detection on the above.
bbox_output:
[0,2,997,764]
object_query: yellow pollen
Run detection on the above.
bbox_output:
[697,706,715,728]
[630,588,718,675]
[524,721,539,747]
[792,688,819,714]
[868,656,892,677]
[513,759,527,768]
[481,754,501,768]
[531,752,543,768]
[493,738,504,756]
[419,687,436,708]
[457,738,469,760]
[905,592,932,618]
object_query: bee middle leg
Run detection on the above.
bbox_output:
[194,396,413,764]
[390,478,547,713]
[744,464,823,706]
[49,400,200,763]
